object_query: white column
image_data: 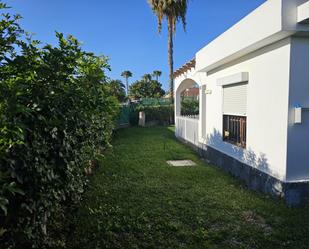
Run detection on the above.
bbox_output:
[175,89,181,117]
[199,85,207,142]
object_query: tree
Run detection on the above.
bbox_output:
[129,76,165,100]
[0,2,22,64]
[108,79,126,102]
[142,73,152,83]
[148,0,189,103]
[149,80,165,98]
[121,70,133,96]
[152,70,162,82]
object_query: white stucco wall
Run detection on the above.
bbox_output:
[283,0,309,29]
[286,36,309,182]
[199,38,291,181]
[174,0,309,182]
[298,1,309,23]
[174,68,206,116]
[174,68,205,92]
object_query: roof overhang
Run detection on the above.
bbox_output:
[298,1,309,23]
[196,0,309,74]
[173,58,196,79]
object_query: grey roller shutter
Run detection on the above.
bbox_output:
[223,83,247,116]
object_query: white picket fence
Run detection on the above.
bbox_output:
[175,116,199,146]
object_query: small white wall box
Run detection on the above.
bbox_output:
[294,105,302,124]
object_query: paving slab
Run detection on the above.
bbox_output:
[167,160,196,167]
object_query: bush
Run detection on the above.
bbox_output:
[135,105,174,125]
[128,103,139,126]
[181,98,199,116]
[0,4,119,248]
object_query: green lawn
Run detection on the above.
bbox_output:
[67,126,309,249]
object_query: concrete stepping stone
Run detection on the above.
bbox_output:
[167,160,196,167]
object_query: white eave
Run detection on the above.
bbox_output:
[298,1,309,23]
[196,0,309,74]
[217,72,249,87]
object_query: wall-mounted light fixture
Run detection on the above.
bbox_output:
[294,104,302,124]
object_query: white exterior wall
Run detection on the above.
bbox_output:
[174,67,206,124]
[286,36,309,182]
[200,38,291,181]
[174,68,206,93]
[298,1,309,23]
[174,68,207,146]
[174,0,309,182]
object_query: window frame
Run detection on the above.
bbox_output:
[222,114,247,148]
[218,73,248,149]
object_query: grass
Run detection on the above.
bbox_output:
[67,126,309,249]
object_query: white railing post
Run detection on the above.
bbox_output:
[184,117,186,140]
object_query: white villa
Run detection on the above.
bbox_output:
[174,0,309,206]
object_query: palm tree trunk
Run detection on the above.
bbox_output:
[126,77,129,96]
[168,16,174,124]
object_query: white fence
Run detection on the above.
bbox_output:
[175,116,199,146]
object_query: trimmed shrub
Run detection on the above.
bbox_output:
[0,5,119,248]
[181,98,199,116]
[129,103,139,126]
[135,105,174,125]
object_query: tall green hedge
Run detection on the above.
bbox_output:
[132,105,174,125]
[0,4,119,248]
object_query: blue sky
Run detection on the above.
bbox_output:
[6,0,266,91]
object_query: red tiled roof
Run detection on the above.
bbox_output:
[181,87,199,97]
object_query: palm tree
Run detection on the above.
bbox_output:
[142,73,152,83]
[148,0,189,103]
[121,70,133,96]
[152,70,162,82]
[109,79,126,102]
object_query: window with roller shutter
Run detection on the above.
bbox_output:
[222,82,247,148]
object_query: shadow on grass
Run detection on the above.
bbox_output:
[64,125,309,249]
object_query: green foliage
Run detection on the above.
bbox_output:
[0,2,22,60]
[181,97,199,116]
[121,70,132,79]
[128,103,139,126]
[121,70,132,95]
[129,74,165,100]
[116,104,130,127]
[148,0,189,33]
[133,105,173,125]
[108,79,126,103]
[140,97,171,106]
[0,172,24,216]
[152,70,162,81]
[0,3,119,248]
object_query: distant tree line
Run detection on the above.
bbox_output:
[129,72,165,99]
[109,70,166,102]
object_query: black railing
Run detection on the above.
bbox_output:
[223,115,246,148]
